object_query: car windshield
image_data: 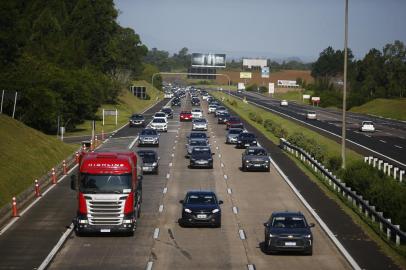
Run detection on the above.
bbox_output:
[192,109,201,112]
[217,107,225,110]
[190,133,207,139]
[181,111,191,114]
[240,133,255,138]
[247,149,267,156]
[162,109,171,113]
[229,129,242,134]
[193,119,206,123]
[271,216,307,228]
[155,113,166,117]
[140,154,156,163]
[228,117,239,122]
[186,194,216,204]
[131,115,143,119]
[190,140,207,146]
[363,121,373,125]
[308,111,316,114]
[141,129,157,135]
[153,118,166,123]
[79,173,132,194]
[192,147,211,155]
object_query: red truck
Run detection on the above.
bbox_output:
[71,152,142,235]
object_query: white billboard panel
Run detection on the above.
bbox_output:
[269,83,275,94]
[237,83,245,90]
[302,94,311,99]
[243,58,267,68]
[277,80,299,87]
[191,53,226,68]
[240,72,252,79]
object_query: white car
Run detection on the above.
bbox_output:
[192,118,208,131]
[164,92,173,99]
[208,104,217,113]
[150,118,167,132]
[360,121,375,132]
[191,109,203,119]
[306,111,317,120]
[280,100,289,106]
[154,112,168,122]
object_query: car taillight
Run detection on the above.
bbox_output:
[124,192,134,215]
[78,192,87,214]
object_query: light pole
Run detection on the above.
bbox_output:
[341,0,349,169]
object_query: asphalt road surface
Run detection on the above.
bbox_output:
[228,91,406,170]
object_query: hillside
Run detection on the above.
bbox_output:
[0,115,77,207]
[350,98,406,121]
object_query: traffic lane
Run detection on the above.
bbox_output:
[48,121,178,270]
[151,112,249,270]
[229,91,406,168]
[207,111,351,270]
[0,173,76,270]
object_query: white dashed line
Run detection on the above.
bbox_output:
[166,173,170,179]
[169,162,172,167]
[163,187,168,194]
[153,228,160,239]
[394,145,403,149]
[379,140,387,143]
[247,264,256,270]
[216,146,219,150]
[239,229,246,240]
[173,146,176,150]
[227,188,232,194]
[158,204,164,213]
[232,206,238,214]
[224,175,228,180]
[365,134,371,138]
[171,153,175,157]
[221,163,224,168]
[218,154,222,158]
[146,261,153,270]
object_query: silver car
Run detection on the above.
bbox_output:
[241,146,270,172]
[192,118,208,131]
[186,139,210,157]
[225,128,243,144]
[138,129,160,146]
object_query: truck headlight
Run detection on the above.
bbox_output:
[184,208,192,213]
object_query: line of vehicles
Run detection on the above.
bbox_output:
[69,86,315,255]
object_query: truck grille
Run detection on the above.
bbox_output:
[87,200,124,225]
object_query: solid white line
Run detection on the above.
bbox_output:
[239,229,246,240]
[153,228,160,239]
[128,136,139,150]
[37,223,74,270]
[232,206,238,214]
[379,140,387,143]
[146,261,153,270]
[394,145,403,149]
[227,92,406,168]
[269,157,361,270]
[158,205,164,213]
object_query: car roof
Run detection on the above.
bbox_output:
[271,211,304,217]
[246,146,265,150]
[137,150,157,154]
[186,190,216,196]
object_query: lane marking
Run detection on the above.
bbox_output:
[268,157,361,270]
[158,205,164,213]
[221,163,224,168]
[239,229,246,240]
[37,224,74,270]
[146,261,153,270]
[169,162,173,167]
[163,187,168,194]
[218,154,222,158]
[166,173,170,179]
[394,145,403,149]
[232,206,238,214]
[224,175,228,180]
[153,228,160,239]
[247,264,256,270]
[171,153,175,157]
[379,140,387,143]
[227,188,232,194]
[364,134,371,138]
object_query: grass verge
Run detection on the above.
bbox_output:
[67,80,163,136]
[271,90,314,104]
[350,98,406,121]
[0,115,77,207]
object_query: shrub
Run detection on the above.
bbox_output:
[327,156,342,172]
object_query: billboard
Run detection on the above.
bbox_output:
[237,82,245,90]
[277,80,299,87]
[240,72,252,79]
[261,67,270,78]
[268,83,275,94]
[243,58,267,68]
[191,53,226,68]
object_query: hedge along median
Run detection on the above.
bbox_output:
[212,91,406,252]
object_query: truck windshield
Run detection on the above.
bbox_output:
[79,173,132,194]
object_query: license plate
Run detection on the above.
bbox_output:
[100,229,110,233]
[197,214,207,219]
[245,144,250,146]
[254,164,261,167]
[285,242,296,246]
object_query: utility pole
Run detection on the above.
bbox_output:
[341,0,349,169]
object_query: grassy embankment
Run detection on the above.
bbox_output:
[0,115,77,207]
[67,80,164,136]
[350,98,406,121]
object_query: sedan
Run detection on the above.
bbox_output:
[215,106,227,117]
[192,118,208,131]
[192,108,203,119]
[180,111,192,122]
[138,129,159,146]
[129,114,145,127]
[137,150,159,174]
[150,118,168,132]
[187,132,209,144]
[280,100,289,106]
[208,104,218,113]
[186,139,210,157]
[179,191,223,227]
[263,211,314,255]
[306,111,317,120]
[225,128,243,144]
[217,112,230,124]
[236,132,258,148]
[360,121,375,132]
[189,147,214,169]
[242,146,270,172]
[161,107,173,119]
[226,116,243,130]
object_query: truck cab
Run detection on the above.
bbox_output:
[71,152,142,235]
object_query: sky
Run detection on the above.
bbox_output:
[114,0,406,62]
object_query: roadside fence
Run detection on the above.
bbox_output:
[363,156,404,183]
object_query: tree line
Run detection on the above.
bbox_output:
[0,0,149,133]
[309,40,406,108]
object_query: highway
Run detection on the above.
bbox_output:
[0,95,400,270]
[228,90,406,170]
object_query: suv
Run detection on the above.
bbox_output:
[306,111,317,120]
[161,107,173,119]
[189,147,214,169]
[263,211,315,255]
[171,98,181,107]
[225,128,243,144]
[187,132,209,144]
[226,116,243,130]
[217,112,230,124]
[179,191,223,227]
[137,150,159,174]
[191,108,203,119]
[186,139,209,157]
[241,146,270,172]
[208,104,218,113]
[191,97,200,106]
[129,114,145,127]
[138,129,159,146]
[150,118,168,132]
[236,132,257,148]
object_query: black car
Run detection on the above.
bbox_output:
[179,191,223,227]
[242,146,270,172]
[129,114,145,127]
[236,132,257,148]
[263,211,314,255]
[171,98,181,106]
[217,112,230,124]
[191,97,200,106]
[137,150,159,174]
[161,107,173,119]
[189,147,214,169]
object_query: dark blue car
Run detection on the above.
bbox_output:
[179,191,223,227]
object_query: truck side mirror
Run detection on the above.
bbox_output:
[70,175,76,190]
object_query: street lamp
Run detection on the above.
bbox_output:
[341,0,349,169]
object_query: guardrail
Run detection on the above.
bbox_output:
[363,156,405,183]
[279,138,405,246]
